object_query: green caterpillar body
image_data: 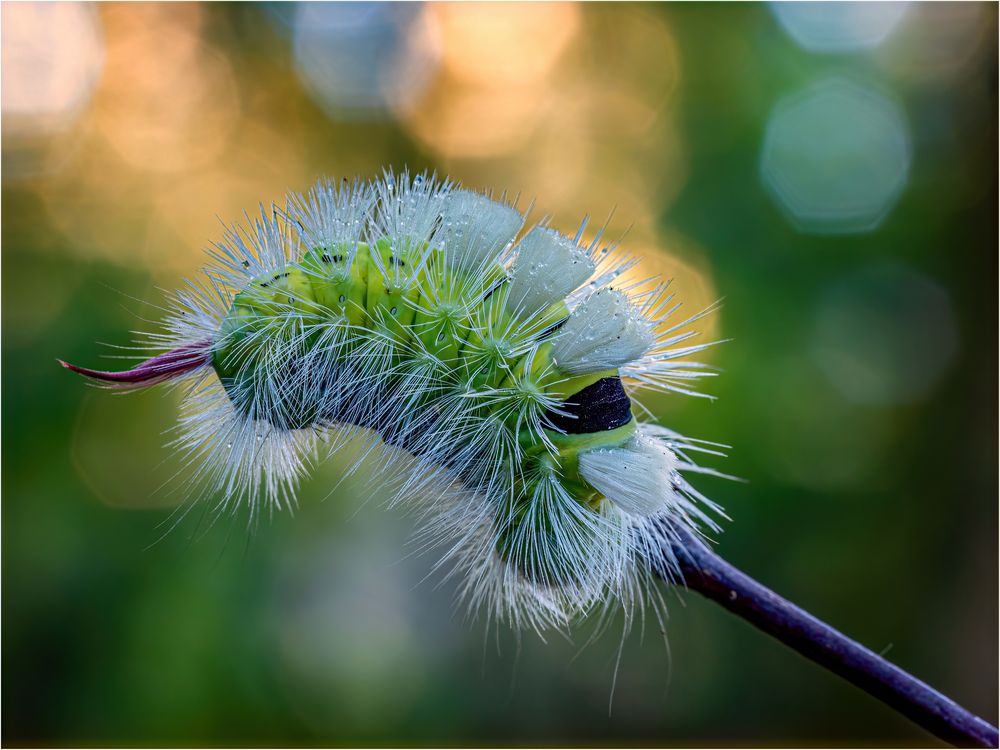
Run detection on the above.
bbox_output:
[63,174,721,631]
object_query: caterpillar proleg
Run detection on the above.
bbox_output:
[62,170,726,634]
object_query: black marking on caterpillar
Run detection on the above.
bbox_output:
[543,377,633,434]
[535,315,569,341]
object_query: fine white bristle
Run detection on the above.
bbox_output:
[506,226,595,318]
[206,206,289,289]
[287,177,375,261]
[578,432,679,517]
[368,170,451,285]
[440,190,523,273]
[550,288,655,374]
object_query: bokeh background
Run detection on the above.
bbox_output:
[2,2,997,746]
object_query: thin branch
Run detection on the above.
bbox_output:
[667,525,998,748]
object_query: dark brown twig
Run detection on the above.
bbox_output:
[668,525,998,748]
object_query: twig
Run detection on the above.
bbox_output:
[667,525,999,748]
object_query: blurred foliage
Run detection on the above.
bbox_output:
[2,2,997,746]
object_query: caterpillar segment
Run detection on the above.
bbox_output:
[61,172,723,631]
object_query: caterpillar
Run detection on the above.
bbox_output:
[62,171,725,634]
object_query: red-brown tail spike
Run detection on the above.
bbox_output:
[59,340,213,390]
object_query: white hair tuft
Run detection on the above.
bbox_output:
[506,226,595,318]
[551,287,655,374]
[440,189,523,273]
[578,432,680,518]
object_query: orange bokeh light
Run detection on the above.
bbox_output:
[93,3,239,174]
[1,2,105,136]
[435,3,580,87]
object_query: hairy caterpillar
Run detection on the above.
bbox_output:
[62,171,725,633]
